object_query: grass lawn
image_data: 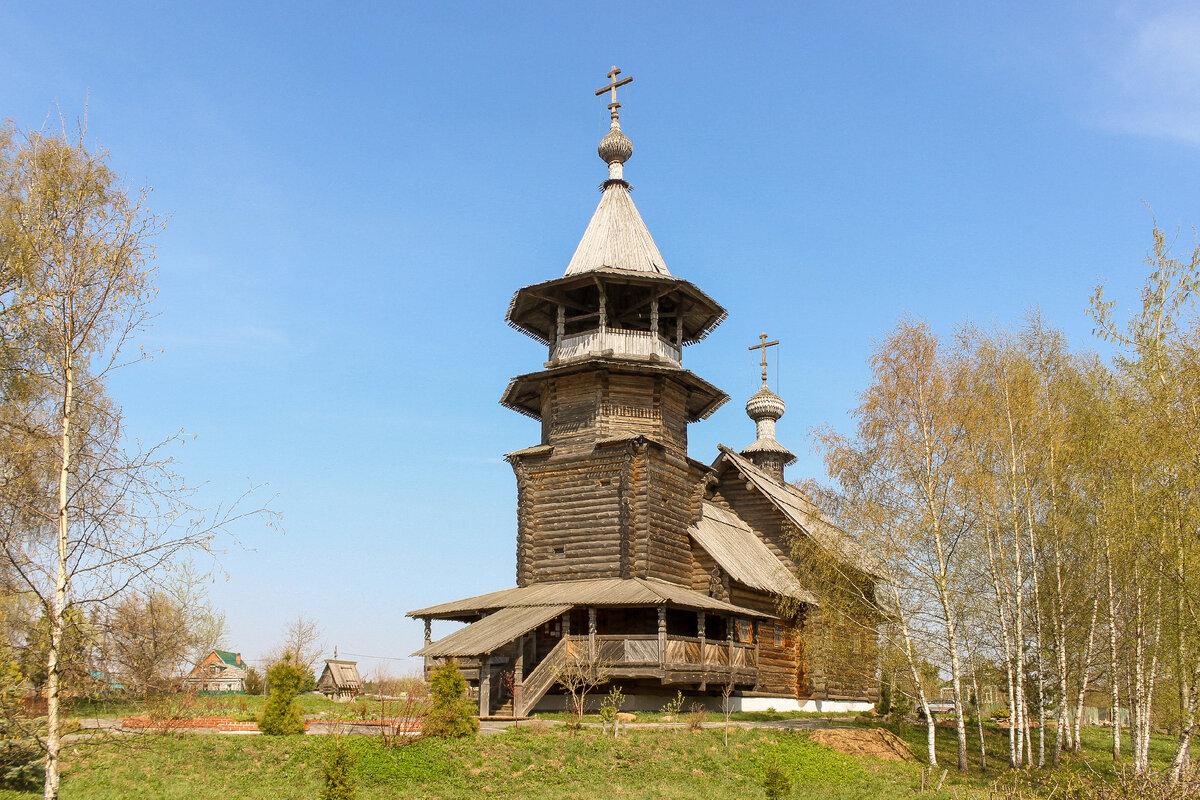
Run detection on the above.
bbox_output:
[0,721,1181,799]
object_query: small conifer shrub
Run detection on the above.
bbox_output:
[422,659,479,738]
[762,756,793,799]
[258,660,307,735]
[319,734,357,800]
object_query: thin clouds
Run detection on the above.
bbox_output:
[1093,6,1200,146]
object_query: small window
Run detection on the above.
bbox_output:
[774,624,783,647]
[553,546,565,557]
[737,619,752,643]
[542,619,562,638]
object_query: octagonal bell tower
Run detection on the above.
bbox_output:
[502,68,729,588]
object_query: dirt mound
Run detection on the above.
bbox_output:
[808,728,916,762]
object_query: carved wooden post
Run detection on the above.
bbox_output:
[556,304,565,344]
[675,314,683,347]
[727,617,735,674]
[479,657,491,718]
[423,619,432,647]
[658,605,667,668]
[514,635,525,716]
[697,613,706,662]
[753,621,760,685]
[588,607,597,660]
[563,611,572,637]
[650,297,659,337]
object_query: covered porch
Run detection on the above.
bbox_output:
[409,577,771,718]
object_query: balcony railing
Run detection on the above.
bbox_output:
[550,327,681,366]
[562,634,756,671]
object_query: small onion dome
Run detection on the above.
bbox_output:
[745,384,785,423]
[598,125,633,165]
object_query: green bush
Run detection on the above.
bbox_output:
[422,659,478,739]
[258,661,307,735]
[244,665,264,695]
[0,742,43,791]
[319,735,357,800]
[762,756,793,799]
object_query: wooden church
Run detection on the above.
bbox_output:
[409,69,880,716]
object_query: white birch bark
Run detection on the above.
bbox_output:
[43,356,72,800]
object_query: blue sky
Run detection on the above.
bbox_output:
[2,1,1198,677]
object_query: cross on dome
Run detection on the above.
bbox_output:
[595,66,633,124]
[748,333,779,385]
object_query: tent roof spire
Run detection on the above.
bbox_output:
[564,66,671,278]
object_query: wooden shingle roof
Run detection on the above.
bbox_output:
[318,659,362,690]
[689,501,817,604]
[563,184,670,277]
[407,577,773,622]
[717,447,883,579]
[414,605,572,658]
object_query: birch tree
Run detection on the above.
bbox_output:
[819,318,974,771]
[1091,224,1200,781]
[0,121,265,799]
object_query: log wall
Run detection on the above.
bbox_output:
[508,365,708,588]
[711,466,879,703]
[538,370,689,456]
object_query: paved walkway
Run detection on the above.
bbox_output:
[73,716,858,738]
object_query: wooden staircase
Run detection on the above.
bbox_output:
[514,637,571,718]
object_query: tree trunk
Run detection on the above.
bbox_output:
[1106,538,1121,763]
[1072,594,1100,753]
[985,526,1020,768]
[967,638,988,771]
[1168,673,1198,784]
[894,589,937,768]
[44,359,73,800]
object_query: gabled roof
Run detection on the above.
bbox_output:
[214,650,241,666]
[319,659,362,690]
[564,184,670,277]
[407,577,773,621]
[716,448,883,579]
[689,501,817,604]
[186,661,247,681]
[414,605,572,658]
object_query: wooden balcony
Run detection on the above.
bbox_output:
[550,327,682,366]
[512,634,757,717]
[567,634,757,683]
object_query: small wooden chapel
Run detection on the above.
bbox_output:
[409,68,880,717]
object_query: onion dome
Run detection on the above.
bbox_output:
[598,124,633,166]
[745,384,786,423]
[740,355,796,480]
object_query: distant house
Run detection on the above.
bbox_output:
[184,650,248,693]
[316,659,361,703]
[88,670,125,694]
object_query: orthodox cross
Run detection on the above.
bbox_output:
[748,332,779,384]
[595,66,633,121]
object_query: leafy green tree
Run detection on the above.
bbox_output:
[258,661,306,735]
[243,665,264,696]
[422,659,477,738]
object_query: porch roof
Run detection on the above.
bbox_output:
[407,577,773,621]
[689,501,818,604]
[413,604,572,658]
